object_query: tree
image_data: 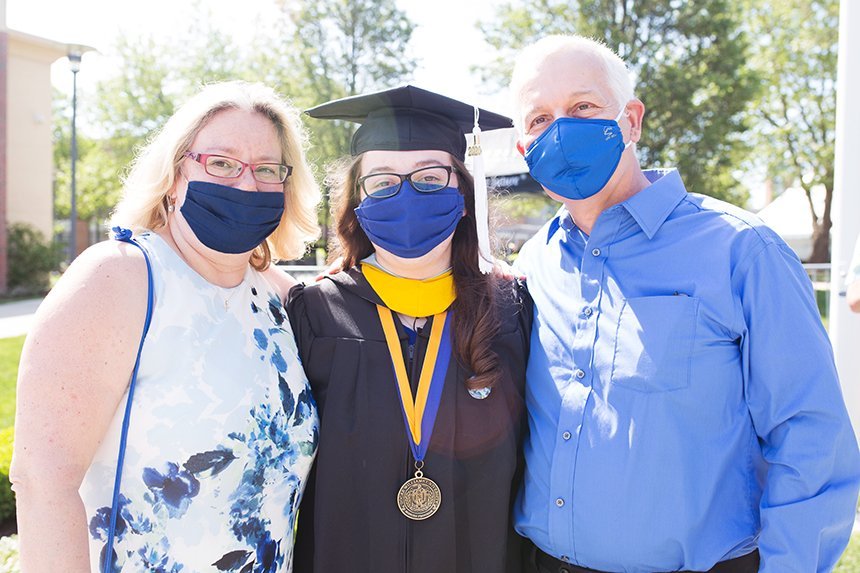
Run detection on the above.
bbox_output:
[744,0,838,263]
[53,13,262,227]
[276,0,416,167]
[54,36,177,224]
[52,0,417,256]
[273,0,417,249]
[479,0,759,205]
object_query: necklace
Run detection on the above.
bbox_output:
[220,284,243,310]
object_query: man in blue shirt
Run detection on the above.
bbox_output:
[511,35,860,572]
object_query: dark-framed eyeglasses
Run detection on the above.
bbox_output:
[183,152,293,184]
[357,165,458,199]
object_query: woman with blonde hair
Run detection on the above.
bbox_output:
[12,81,320,572]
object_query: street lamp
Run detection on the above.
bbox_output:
[67,48,82,262]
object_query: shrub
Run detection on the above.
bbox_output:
[7,223,63,295]
[0,427,14,524]
[0,535,19,572]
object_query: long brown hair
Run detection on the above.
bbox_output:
[328,154,504,390]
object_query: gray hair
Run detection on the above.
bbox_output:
[510,35,635,124]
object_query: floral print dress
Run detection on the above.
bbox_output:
[79,231,318,573]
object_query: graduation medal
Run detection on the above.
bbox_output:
[376,305,452,521]
[397,461,441,520]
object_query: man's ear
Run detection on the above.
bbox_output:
[625,98,646,144]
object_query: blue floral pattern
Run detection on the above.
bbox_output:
[79,232,318,572]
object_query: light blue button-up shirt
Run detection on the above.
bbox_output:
[514,169,860,572]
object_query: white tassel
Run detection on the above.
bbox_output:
[469,107,493,274]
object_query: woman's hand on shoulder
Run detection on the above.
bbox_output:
[492,258,526,281]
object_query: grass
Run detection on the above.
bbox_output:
[836,534,860,571]
[0,337,23,430]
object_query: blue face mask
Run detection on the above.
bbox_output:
[354,181,465,259]
[525,107,632,200]
[179,180,285,254]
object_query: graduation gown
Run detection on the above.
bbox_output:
[287,268,532,573]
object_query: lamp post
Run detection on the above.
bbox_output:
[68,49,81,262]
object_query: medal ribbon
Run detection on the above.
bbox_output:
[377,306,452,462]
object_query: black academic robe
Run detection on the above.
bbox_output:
[287,268,532,573]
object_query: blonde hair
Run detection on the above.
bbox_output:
[110,81,321,268]
[510,35,635,127]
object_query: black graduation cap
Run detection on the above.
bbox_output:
[305,85,514,160]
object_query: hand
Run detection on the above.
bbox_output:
[847,280,860,313]
[492,258,526,281]
[315,256,345,282]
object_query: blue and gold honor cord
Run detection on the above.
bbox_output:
[377,305,452,519]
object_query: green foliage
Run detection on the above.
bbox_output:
[836,535,860,572]
[0,336,25,430]
[493,192,557,224]
[478,0,758,205]
[743,0,838,262]
[0,535,20,572]
[0,336,26,536]
[278,0,416,165]
[53,0,417,256]
[0,427,13,524]
[273,0,417,247]
[52,35,177,222]
[7,224,63,295]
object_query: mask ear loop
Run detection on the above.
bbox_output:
[468,106,493,274]
[615,104,634,150]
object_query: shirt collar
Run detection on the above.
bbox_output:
[620,168,687,239]
[545,205,574,243]
[544,168,687,243]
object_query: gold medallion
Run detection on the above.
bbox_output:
[397,469,441,520]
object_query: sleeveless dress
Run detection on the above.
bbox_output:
[79,231,318,573]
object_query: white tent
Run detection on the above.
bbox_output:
[756,186,826,262]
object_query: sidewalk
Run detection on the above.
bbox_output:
[0,297,43,339]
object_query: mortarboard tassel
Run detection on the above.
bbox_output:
[469,107,493,274]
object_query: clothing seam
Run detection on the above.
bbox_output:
[728,241,774,337]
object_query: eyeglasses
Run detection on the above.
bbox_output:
[183,152,292,184]
[357,165,458,199]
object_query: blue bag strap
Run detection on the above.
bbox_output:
[102,227,155,573]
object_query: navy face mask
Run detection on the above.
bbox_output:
[525,107,632,201]
[354,181,465,259]
[179,180,285,254]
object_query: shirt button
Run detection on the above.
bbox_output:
[555,498,565,507]
[562,431,572,440]
[575,369,585,379]
[583,307,593,317]
[591,247,601,256]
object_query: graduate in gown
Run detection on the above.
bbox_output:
[287,86,532,573]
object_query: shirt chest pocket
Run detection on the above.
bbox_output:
[610,295,699,392]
